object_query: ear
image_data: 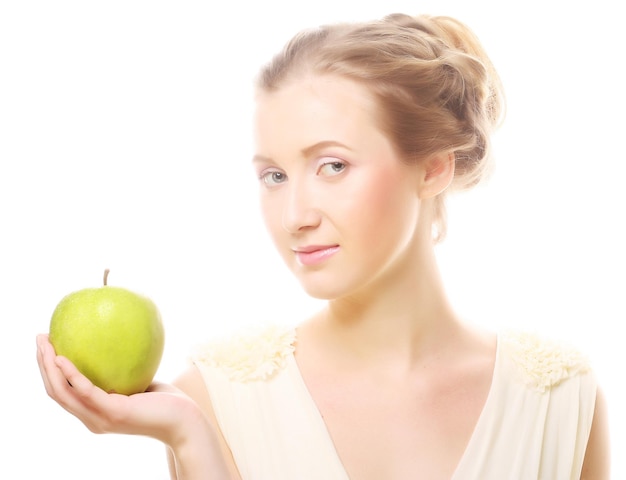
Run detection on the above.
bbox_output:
[418,151,455,199]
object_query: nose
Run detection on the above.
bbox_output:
[281,180,320,234]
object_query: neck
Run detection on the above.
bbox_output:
[306,236,462,367]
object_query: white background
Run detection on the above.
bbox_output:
[1,0,623,478]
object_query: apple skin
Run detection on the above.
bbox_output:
[49,283,165,395]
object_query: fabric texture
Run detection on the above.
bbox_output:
[191,326,596,480]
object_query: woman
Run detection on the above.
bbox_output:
[37,12,610,479]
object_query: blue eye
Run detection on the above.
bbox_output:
[318,161,346,176]
[260,170,287,186]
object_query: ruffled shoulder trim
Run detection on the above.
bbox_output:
[190,325,296,382]
[500,330,591,392]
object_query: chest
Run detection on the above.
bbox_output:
[302,366,492,480]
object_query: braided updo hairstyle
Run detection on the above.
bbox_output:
[257,13,505,242]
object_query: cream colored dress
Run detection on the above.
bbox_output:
[192,326,596,480]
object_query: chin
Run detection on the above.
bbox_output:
[297,277,354,301]
[303,290,337,301]
[290,263,364,300]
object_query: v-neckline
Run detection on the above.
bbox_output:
[286,333,502,479]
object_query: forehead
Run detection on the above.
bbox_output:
[253,75,384,154]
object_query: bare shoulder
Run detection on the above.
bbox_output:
[581,386,611,480]
[171,364,223,443]
[173,365,211,403]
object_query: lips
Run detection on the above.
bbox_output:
[293,245,340,266]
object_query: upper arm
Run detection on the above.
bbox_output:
[168,365,242,480]
[580,386,611,480]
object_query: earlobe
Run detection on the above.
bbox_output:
[419,152,455,199]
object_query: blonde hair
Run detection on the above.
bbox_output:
[257,13,505,242]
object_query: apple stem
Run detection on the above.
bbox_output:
[104,269,110,286]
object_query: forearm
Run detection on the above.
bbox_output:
[169,447,230,479]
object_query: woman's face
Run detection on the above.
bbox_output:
[253,74,425,300]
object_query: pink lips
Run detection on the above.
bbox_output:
[294,245,340,266]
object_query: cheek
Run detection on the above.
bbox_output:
[259,196,280,235]
[342,172,414,238]
[259,194,290,256]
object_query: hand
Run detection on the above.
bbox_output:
[36,333,202,445]
[37,334,237,479]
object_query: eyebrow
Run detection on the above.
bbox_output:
[252,140,352,164]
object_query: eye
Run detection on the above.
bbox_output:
[259,170,288,186]
[318,160,346,177]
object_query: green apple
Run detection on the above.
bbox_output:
[49,269,165,395]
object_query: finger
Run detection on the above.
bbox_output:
[37,336,99,415]
[54,355,100,399]
[54,356,131,418]
[36,334,55,394]
[36,335,133,435]
[36,334,67,398]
